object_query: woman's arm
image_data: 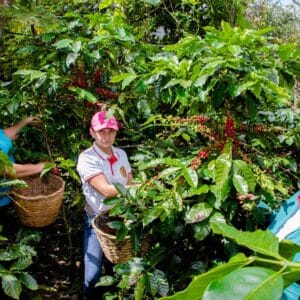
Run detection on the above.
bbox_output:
[89,174,119,198]
[89,172,133,198]
[10,162,45,178]
[4,116,41,141]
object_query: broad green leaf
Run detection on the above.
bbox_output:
[114,182,133,201]
[141,0,161,5]
[211,221,281,259]
[34,74,47,88]
[210,179,231,202]
[116,227,128,242]
[183,168,198,188]
[221,143,232,155]
[0,179,27,188]
[161,257,249,300]
[209,212,226,224]
[282,270,300,288]
[108,203,127,216]
[53,38,73,49]
[1,274,22,300]
[68,87,97,103]
[122,75,137,90]
[233,174,248,195]
[159,167,181,179]
[66,52,78,67]
[110,72,136,90]
[130,229,142,255]
[264,80,288,104]
[110,73,136,83]
[139,158,198,187]
[163,79,192,89]
[227,45,241,56]
[18,273,38,290]
[278,239,300,260]
[16,45,37,55]
[206,160,216,181]
[114,27,135,42]
[232,80,258,97]
[143,207,163,227]
[135,77,148,94]
[245,96,258,120]
[114,257,146,276]
[134,275,146,300]
[95,275,115,287]
[193,63,223,87]
[193,223,211,241]
[0,249,19,261]
[40,162,56,178]
[221,21,234,38]
[185,203,213,224]
[19,233,41,245]
[246,271,284,300]
[203,267,283,300]
[98,0,113,9]
[71,40,81,53]
[13,70,45,81]
[278,43,295,62]
[10,252,32,271]
[215,153,232,187]
[184,184,209,198]
[173,191,183,211]
[148,269,169,297]
[233,160,256,192]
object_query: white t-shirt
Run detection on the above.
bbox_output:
[76,143,131,214]
[276,209,300,241]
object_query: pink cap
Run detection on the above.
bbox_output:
[90,111,119,131]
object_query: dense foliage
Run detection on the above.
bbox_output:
[0,0,299,299]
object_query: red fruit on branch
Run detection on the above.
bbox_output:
[191,157,201,170]
[51,167,61,176]
[95,87,118,99]
[70,77,88,88]
[198,149,210,159]
[224,114,236,140]
[197,115,209,124]
[93,68,103,83]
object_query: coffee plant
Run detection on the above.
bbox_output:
[0,0,299,299]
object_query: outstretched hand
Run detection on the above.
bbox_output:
[23,116,42,126]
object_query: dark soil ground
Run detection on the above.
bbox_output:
[0,203,84,300]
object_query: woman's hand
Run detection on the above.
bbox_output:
[23,116,42,126]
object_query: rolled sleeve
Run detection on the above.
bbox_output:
[77,151,104,183]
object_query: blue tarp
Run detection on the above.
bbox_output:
[0,129,14,207]
[267,191,300,300]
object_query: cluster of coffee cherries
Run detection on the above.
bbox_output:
[70,68,88,89]
[224,115,236,140]
[191,148,210,170]
[68,66,119,107]
[95,87,118,100]
[51,167,61,176]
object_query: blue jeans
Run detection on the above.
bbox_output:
[83,212,103,297]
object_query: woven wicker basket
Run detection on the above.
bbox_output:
[12,174,65,228]
[92,212,150,264]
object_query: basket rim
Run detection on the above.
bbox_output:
[12,174,65,201]
[92,213,131,241]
